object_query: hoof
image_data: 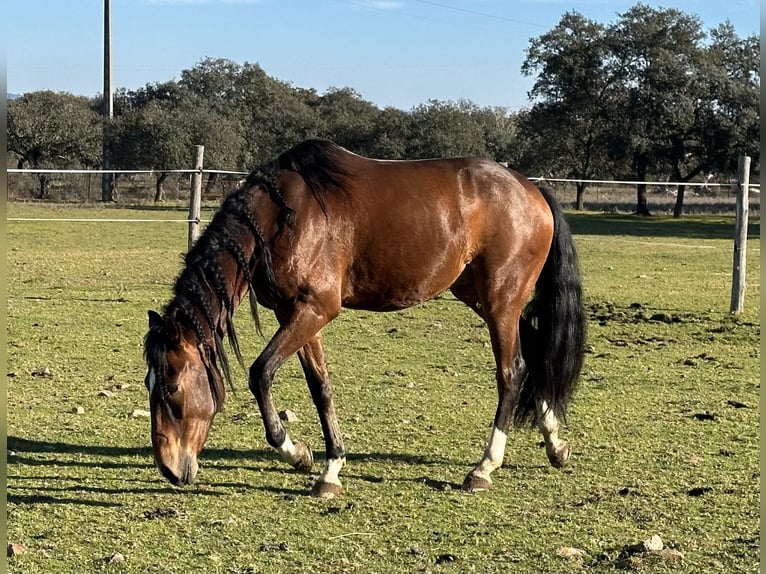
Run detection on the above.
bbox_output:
[291,441,313,472]
[547,443,571,468]
[311,481,342,499]
[462,472,492,493]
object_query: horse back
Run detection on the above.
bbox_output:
[265,149,553,311]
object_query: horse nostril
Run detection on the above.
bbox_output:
[158,463,187,487]
[181,456,197,485]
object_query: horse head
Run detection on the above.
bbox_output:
[143,310,223,486]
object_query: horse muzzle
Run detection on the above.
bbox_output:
[156,451,199,487]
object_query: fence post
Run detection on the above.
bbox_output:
[188,145,204,251]
[729,155,750,314]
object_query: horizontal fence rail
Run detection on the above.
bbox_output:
[7,167,760,190]
[7,168,249,175]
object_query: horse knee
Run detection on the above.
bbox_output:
[248,357,274,397]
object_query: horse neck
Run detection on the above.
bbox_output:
[171,251,252,351]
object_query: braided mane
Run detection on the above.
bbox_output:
[145,139,350,406]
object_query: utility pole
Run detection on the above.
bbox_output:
[101,0,114,201]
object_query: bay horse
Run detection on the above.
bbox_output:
[143,139,585,498]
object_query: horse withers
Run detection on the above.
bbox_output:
[143,139,586,497]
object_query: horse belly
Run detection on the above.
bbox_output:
[342,242,467,311]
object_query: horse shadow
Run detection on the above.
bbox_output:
[7,435,460,503]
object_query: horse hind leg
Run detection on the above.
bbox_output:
[536,399,571,468]
[520,316,571,469]
[456,271,527,493]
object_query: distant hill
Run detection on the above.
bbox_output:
[8,93,21,100]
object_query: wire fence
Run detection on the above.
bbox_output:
[6,167,760,221]
[7,164,757,314]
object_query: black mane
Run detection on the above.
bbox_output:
[145,139,351,405]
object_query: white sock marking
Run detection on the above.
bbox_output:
[276,435,298,464]
[484,425,507,467]
[538,400,558,438]
[318,457,346,486]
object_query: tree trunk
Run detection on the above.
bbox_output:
[101,174,114,202]
[37,174,49,200]
[155,172,169,202]
[673,184,686,218]
[634,157,651,216]
[205,172,219,196]
[576,181,586,210]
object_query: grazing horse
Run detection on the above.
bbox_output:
[143,139,585,497]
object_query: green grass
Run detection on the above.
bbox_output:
[6,203,760,573]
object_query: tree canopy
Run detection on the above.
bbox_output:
[520,3,760,214]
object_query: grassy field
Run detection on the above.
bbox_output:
[6,202,761,574]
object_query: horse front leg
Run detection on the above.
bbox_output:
[298,332,346,498]
[249,302,337,479]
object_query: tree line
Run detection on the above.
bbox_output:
[7,4,759,215]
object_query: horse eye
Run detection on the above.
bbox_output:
[165,383,179,395]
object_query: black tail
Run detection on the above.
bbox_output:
[515,186,586,427]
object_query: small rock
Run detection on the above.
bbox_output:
[405,382,415,389]
[98,390,114,398]
[642,534,664,552]
[278,409,298,423]
[556,546,586,559]
[7,543,25,557]
[659,548,684,561]
[31,367,52,378]
[72,406,85,415]
[131,409,151,418]
[686,454,703,465]
[627,534,663,554]
[107,552,125,563]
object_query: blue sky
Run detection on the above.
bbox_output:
[6,0,760,110]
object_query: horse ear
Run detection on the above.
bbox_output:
[148,310,163,329]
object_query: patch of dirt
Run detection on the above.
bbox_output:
[141,508,187,520]
[587,301,696,326]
